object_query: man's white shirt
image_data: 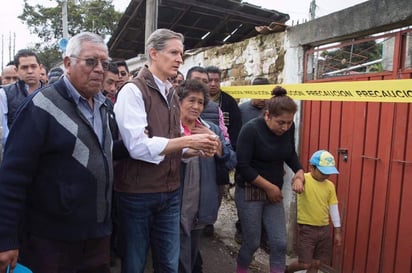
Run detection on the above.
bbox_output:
[114,76,172,164]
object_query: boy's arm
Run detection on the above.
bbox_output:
[330,204,342,246]
[334,227,342,246]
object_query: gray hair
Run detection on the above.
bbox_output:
[145,28,184,61]
[65,32,108,58]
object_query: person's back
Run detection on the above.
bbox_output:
[47,67,64,85]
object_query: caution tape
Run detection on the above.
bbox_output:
[221,79,412,103]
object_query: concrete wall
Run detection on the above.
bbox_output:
[285,0,412,85]
[287,0,412,47]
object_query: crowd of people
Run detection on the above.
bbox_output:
[0,29,342,273]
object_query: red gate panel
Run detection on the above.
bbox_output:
[300,28,412,273]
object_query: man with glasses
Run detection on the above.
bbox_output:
[0,49,44,129]
[0,32,115,273]
[114,60,130,90]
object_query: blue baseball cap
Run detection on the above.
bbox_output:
[6,263,32,273]
[309,150,339,175]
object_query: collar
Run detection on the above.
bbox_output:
[63,76,106,106]
[153,74,173,95]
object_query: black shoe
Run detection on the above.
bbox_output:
[203,224,214,237]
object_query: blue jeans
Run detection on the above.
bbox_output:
[116,190,180,273]
[235,186,287,272]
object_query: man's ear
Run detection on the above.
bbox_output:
[149,47,158,62]
[63,56,71,73]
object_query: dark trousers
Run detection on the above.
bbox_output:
[21,235,111,273]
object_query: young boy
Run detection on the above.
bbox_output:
[286,150,342,273]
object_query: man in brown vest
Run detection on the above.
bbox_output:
[113,28,219,273]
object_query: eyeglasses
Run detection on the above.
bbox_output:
[119,71,128,77]
[70,55,110,71]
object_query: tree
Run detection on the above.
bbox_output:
[18,0,122,68]
[36,46,64,71]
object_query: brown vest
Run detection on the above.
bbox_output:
[114,67,182,193]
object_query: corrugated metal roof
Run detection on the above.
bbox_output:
[108,0,289,59]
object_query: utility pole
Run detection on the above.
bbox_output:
[12,32,15,57]
[1,34,4,68]
[309,0,317,20]
[145,0,158,54]
[62,0,69,39]
[8,32,11,62]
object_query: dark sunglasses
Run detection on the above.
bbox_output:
[70,55,110,71]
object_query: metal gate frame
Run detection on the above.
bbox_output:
[300,28,412,273]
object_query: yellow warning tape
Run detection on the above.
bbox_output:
[221,79,412,103]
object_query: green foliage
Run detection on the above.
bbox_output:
[36,45,64,70]
[19,0,121,44]
[18,0,122,66]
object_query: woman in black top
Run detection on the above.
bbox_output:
[235,87,305,273]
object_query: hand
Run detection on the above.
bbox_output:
[334,228,342,247]
[191,127,222,156]
[189,134,219,155]
[191,125,214,135]
[265,184,283,203]
[292,176,305,193]
[183,148,203,158]
[0,249,19,273]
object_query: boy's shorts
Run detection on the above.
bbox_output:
[297,224,332,264]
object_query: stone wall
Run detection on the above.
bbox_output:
[181,32,286,86]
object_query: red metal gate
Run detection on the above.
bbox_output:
[300,29,412,273]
